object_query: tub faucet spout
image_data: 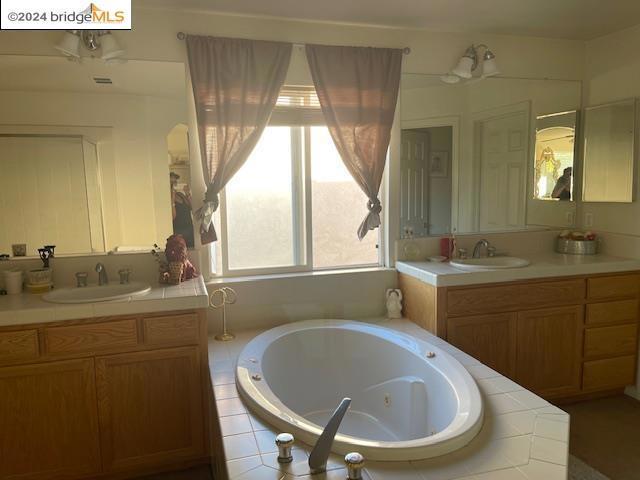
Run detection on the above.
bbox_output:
[308,397,351,474]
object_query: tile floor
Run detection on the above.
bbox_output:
[563,394,640,480]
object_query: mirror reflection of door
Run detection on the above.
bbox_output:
[167,124,194,247]
[400,127,453,237]
[477,108,528,232]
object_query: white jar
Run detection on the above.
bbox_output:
[3,270,23,295]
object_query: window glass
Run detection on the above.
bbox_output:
[310,126,379,268]
[225,127,295,270]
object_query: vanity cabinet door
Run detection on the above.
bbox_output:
[95,346,205,472]
[0,359,101,480]
[447,313,517,378]
[515,306,584,398]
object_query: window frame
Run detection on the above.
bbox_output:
[213,124,385,278]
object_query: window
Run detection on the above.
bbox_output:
[214,87,381,276]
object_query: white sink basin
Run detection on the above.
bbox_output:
[450,257,530,271]
[42,282,152,304]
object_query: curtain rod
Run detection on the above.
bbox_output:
[176,32,411,54]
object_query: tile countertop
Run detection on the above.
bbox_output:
[397,252,640,287]
[0,276,209,327]
[208,318,570,480]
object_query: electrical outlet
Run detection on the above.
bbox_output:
[584,213,594,228]
[565,211,575,226]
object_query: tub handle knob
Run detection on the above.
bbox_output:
[345,452,365,480]
[275,433,294,463]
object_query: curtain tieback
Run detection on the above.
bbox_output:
[367,198,382,215]
[195,192,220,243]
[357,196,382,241]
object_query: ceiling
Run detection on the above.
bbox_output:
[0,56,185,98]
[138,0,640,40]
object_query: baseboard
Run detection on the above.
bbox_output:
[624,385,640,400]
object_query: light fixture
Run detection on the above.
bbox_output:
[99,32,125,60]
[443,44,499,84]
[440,73,461,84]
[481,48,499,77]
[451,46,476,79]
[54,30,81,58]
[54,30,124,60]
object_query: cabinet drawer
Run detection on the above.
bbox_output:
[584,324,638,359]
[447,279,585,316]
[44,319,138,355]
[143,314,199,346]
[583,356,637,390]
[586,299,638,325]
[588,274,640,300]
[0,330,39,364]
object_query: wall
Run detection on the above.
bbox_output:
[582,23,640,397]
[0,7,585,327]
[582,24,640,239]
[0,89,185,250]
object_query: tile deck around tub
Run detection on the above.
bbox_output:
[208,319,569,480]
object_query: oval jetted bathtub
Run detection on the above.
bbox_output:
[236,320,483,461]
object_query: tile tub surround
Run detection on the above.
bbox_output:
[208,318,570,480]
[397,253,640,287]
[0,276,208,326]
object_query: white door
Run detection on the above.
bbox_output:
[400,130,429,237]
[478,110,528,231]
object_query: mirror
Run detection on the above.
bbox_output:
[534,111,577,201]
[0,55,187,256]
[167,124,195,248]
[582,99,636,203]
[400,74,581,237]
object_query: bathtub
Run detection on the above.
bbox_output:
[236,319,484,461]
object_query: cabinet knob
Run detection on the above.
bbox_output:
[275,433,294,463]
[345,452,365,480]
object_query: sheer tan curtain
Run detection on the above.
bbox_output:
[186,35,292,244]
[305,45,402,240]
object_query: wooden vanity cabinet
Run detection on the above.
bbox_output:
[0,358,101,479]
[0,310,211,480]
[515,306,584,398]
[400,271,640,402]
[447,312,517,378]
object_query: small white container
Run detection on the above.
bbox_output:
[3,270,23,295]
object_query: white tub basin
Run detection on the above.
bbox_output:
[450,256,530,271]
[42,282,151,304]
[236,320,483,461]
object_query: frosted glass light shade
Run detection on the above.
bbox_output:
[482,57,499,77]
[451,56,474,79]
[55,31,81,58]
[100,33,124,60]
[441,73,461,84]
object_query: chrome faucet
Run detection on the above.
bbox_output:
[95,263,108,285]
[472,239,491,258]
[308,397,351,474]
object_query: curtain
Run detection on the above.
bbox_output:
[305,44,403,240]
[186,35,292,244]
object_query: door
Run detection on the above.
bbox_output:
[96,347,204,472]
[400,129,430,237]
[447,312,517,378]
[477,109,529,231]
[516,305,583,398]
[0,359,101,479]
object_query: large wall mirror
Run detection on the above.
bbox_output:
[399,74,581,237]
[582,99,636,203]
[0,55,188,256]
